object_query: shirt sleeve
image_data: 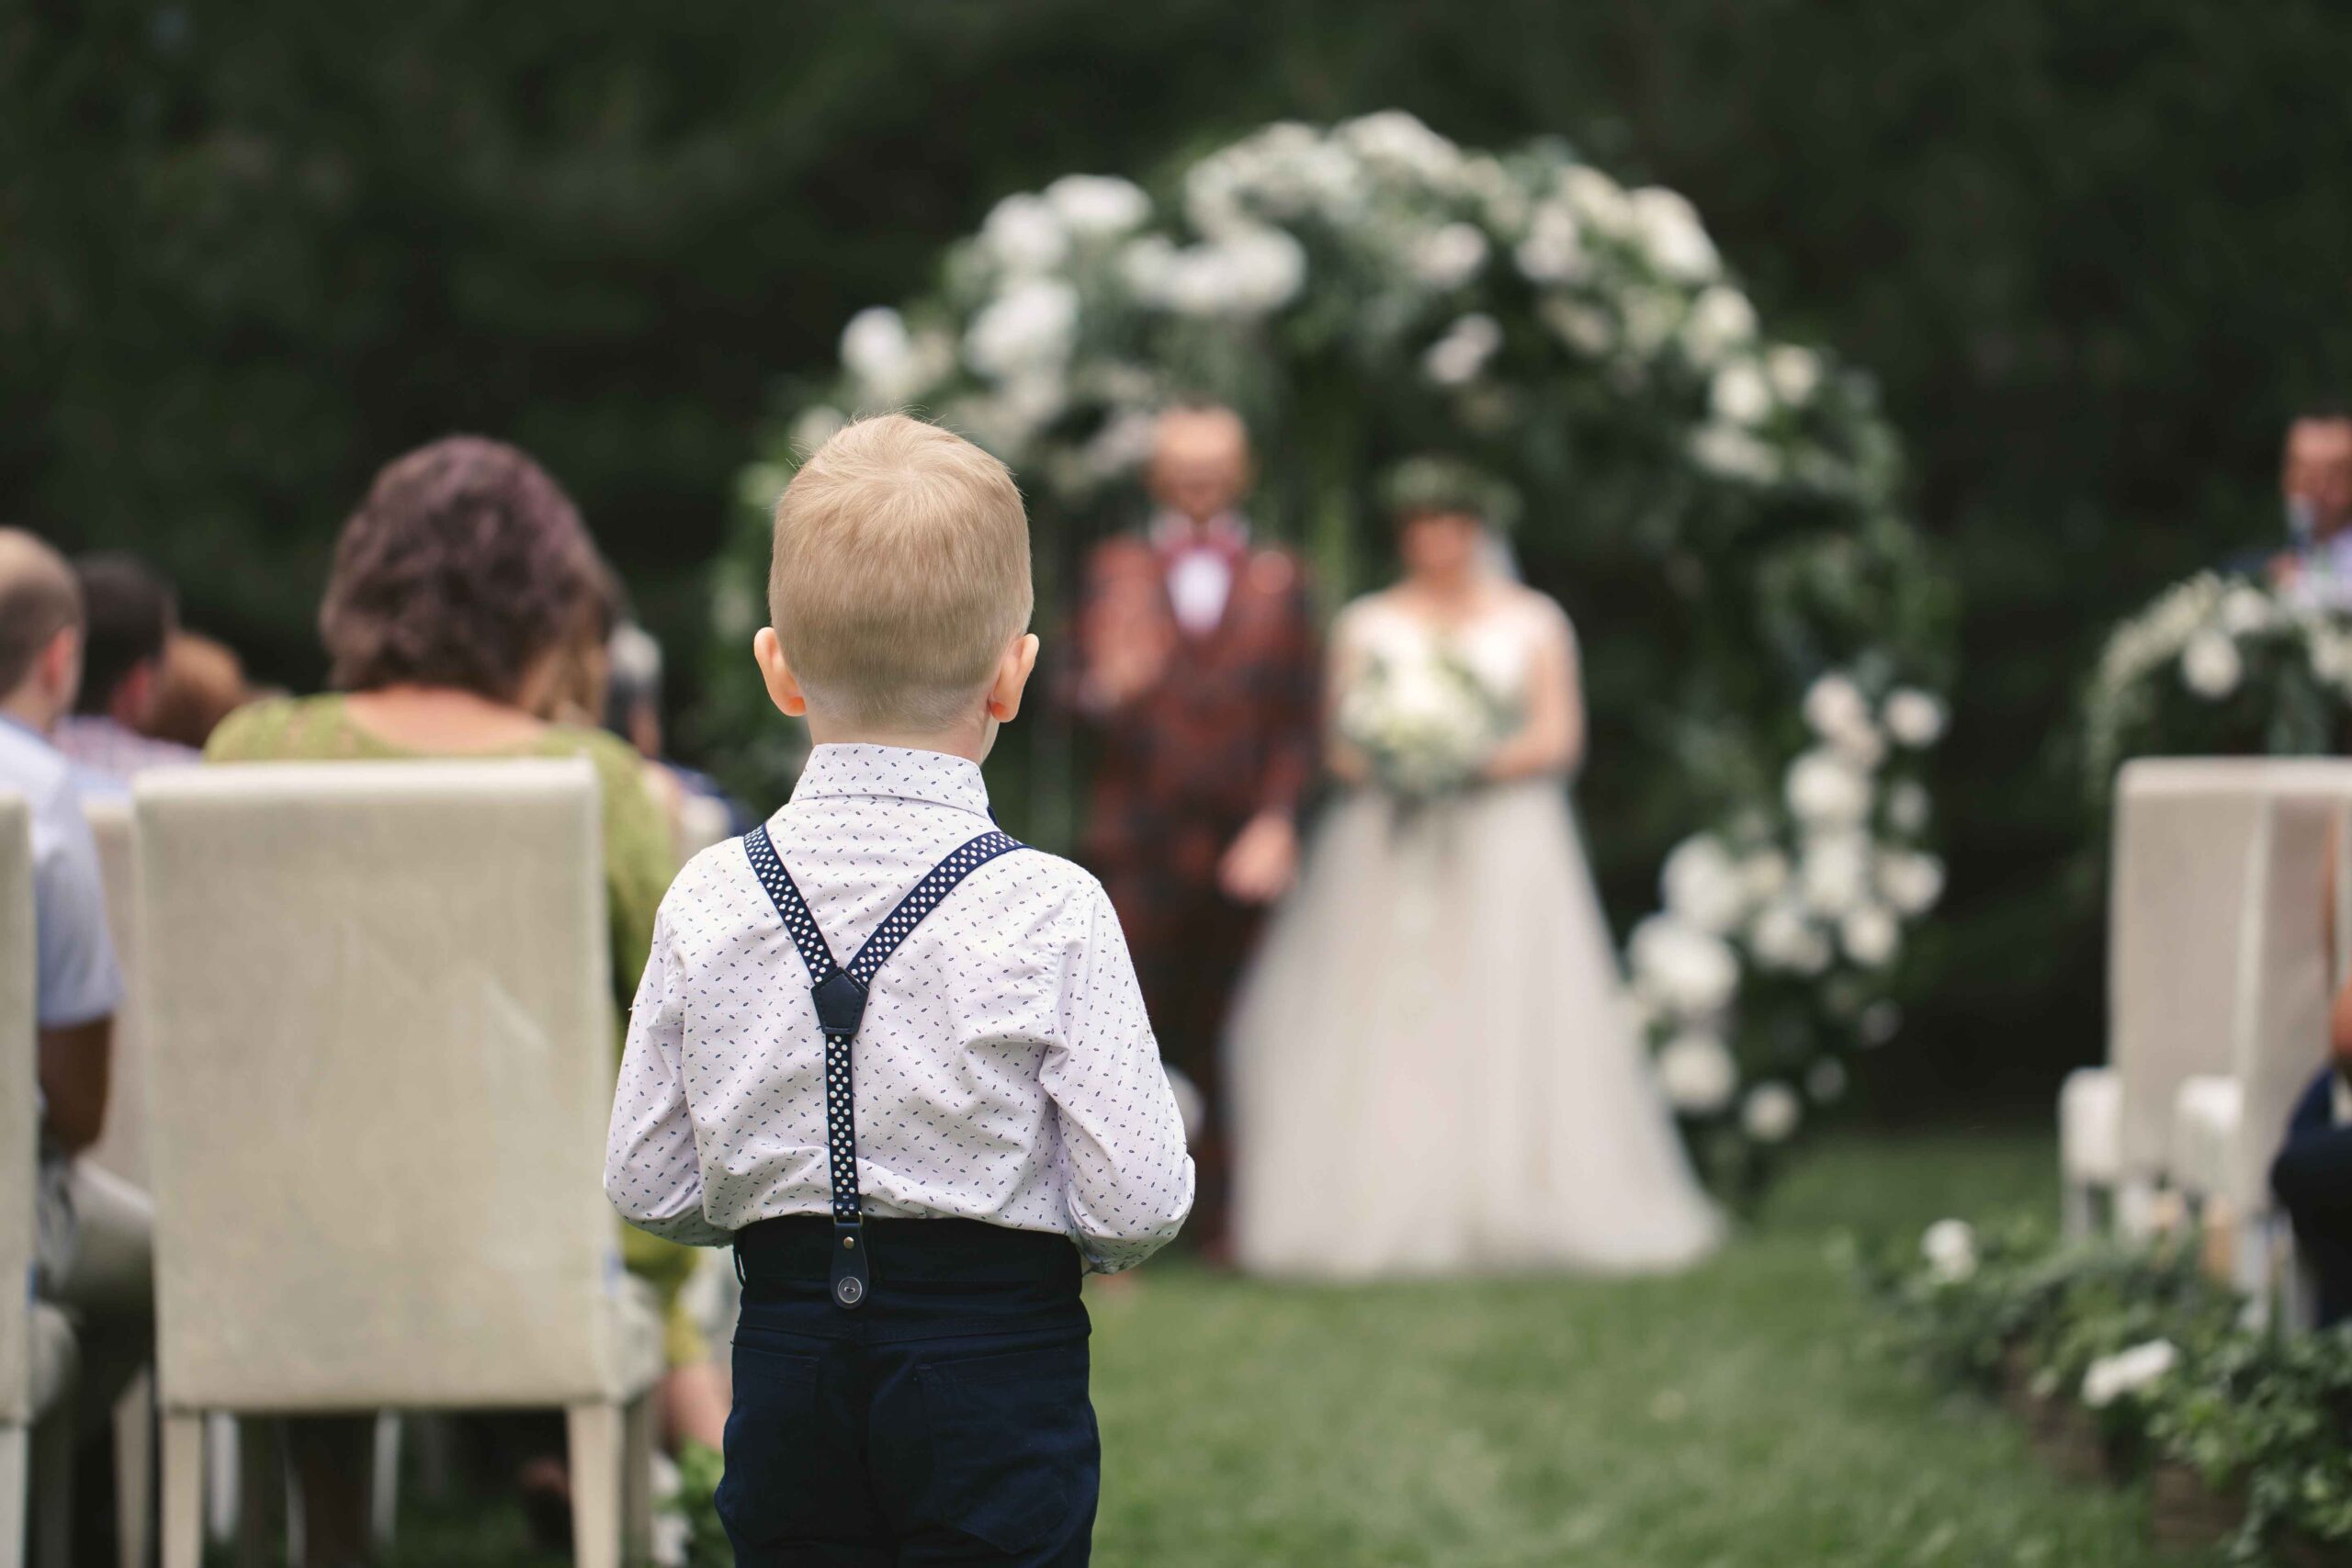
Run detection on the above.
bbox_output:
[32,793,121,1030]
[605,902,732,1247]
[1042,880,1195,1273]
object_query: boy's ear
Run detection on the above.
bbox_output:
[987,632,1041,724]
[752,627,808,718]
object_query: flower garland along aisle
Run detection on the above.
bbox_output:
[711,112,1953,1188]
[2085,572,2352,797]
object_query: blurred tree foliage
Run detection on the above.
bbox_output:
[6,0,2351,1108]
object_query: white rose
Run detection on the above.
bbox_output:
[1513,202,1586,283]
[1337,110,1462,185]
[1766,344,1824,405]
[1919,1218,1976,1283]
[963,278,1080,378]
[1422,313,1504,388]
[1657,1031,1738,1114]
[1738,849,1792,902]
[1680,285,1758,366]
[1800,832,1874,916]
[1689,422,1781,483]
[1409,222,1490,289]
[979,193,1070,275]
[1741,1082,1802,1143]
[1711,361,1775,428]
[1839,905,1900,968]
[1541,297,1614,356]
[1748,897,1832,976]
[1217,226,1307,312]
[1628,915,1741,1019]
[1628,186,1720,281]
[1561,165,1634,234]
[1883,688,1949,748]
[2082,1339,2177,1409]
[1785,750,1873,827]
[2220,584,2272,636]
[1662,836,1747,934]
[1876,850,1946,917]
[1804,673,1868,738]
[2180,632,2243,699]
[1043,174,1151,239]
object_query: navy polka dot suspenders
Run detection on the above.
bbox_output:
[741,822,1027,1308]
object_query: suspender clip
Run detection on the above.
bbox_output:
[830,1220,870,1308]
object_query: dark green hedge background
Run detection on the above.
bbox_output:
[9,0,2351,1113]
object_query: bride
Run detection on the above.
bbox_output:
[1228,459,1721,1279]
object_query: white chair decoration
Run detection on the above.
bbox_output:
[0,796,82,1568]
[135,761,660,1568]
[2064,761,2276,1236]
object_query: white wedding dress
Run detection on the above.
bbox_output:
[1228,590,1721,1279]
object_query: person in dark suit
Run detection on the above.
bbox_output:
[1068,405,1320,1257]
[2270,977,2352,1325]
[2233,406,2352,593]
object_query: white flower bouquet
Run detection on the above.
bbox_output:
[1334,643,1515,800]
[2085,572,2352,793]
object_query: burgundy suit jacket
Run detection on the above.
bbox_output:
[1069,530,1319,889]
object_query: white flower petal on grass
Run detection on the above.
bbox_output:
[1657,1031,1739,1114]
[2082,1340,2177,1409]
[2180,631,2244,699]
[1920,1218,1976,1283]
[1741,1082,1802,1143]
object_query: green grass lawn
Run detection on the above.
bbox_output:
[379,1129,2191,1567]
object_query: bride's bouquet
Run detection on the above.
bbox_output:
[1336,643,1516,799]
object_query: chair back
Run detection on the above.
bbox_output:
[2109,761,2275,1184]
[0,798,39,1423]
[81,797,146,1187]
[137,761,630,1412]
[2223,773,2352,1213]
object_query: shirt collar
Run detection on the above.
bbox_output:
[789,743,993,818]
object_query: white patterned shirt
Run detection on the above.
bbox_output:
[605,743,1193,1273]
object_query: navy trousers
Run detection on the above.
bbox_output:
[718,1217,1099,1566]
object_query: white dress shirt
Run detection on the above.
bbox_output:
[1151,512,1247,636]
[605,743,1194,1273]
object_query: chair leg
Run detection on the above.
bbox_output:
[203,1414,236,1547]
[369,1412,401,1549]
[233,1417,279,1568]
[566,1404,622,1568]
[114,1368,154,1568]
[161,1415,204,1568]
[29,1404,71,1568]
[621,1393,655,1562]
[0,1425,23,1568]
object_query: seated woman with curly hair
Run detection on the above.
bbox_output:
[208,435,719,1562]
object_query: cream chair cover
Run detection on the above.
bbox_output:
[135,761,658,1568]
[2107,761,2279,1199]
[0,797,78,1568]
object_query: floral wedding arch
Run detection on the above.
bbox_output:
[713,112,1952,1187]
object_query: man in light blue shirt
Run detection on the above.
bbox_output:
[0,527,150,1441]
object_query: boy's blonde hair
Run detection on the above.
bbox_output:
[768,414,1033,730]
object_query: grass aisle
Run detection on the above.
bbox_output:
[379,1132,2177,1566]
[1089,1132,2161,1567]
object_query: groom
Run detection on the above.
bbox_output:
[1069,404,1319,1256]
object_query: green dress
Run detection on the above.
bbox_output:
[206,694,706,1366]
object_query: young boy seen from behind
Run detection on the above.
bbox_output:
[605,413,1193,1566]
